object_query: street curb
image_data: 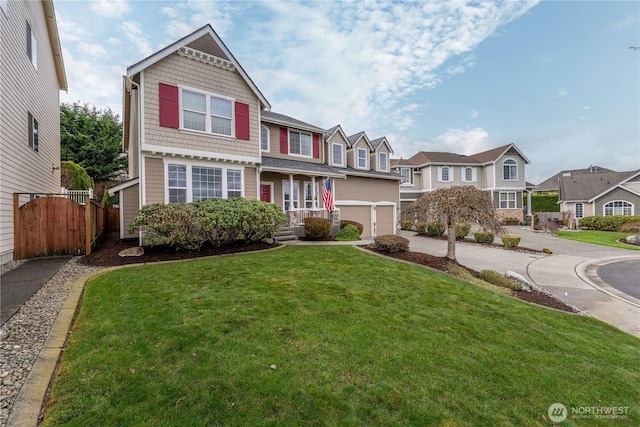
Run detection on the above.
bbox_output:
[575,255,640,309]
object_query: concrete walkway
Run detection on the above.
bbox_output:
[398,227,640,338]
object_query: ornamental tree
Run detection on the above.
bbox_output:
[401,186,504,261]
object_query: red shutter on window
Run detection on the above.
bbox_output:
[280,128,288,154]
[313,134,320,158]
[235,102,250,140]
[158,83,179,129]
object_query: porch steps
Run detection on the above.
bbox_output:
[272,229,299,243]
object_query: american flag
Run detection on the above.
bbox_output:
[322,178,335,212]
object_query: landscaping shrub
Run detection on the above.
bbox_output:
[374,235,409,253]
[426,222,445,237]
[400,221,414,231]
[334,224,361,241]
[618,221,640,234]
[473,232,495,244]
[479,270,522,291]
[527,194,559,212]
[501,235,521,249]
[456,223,470,240]
[579,215,640,232]
[415,222,428,234]
[128,199,286,249]
[340,220,364,235]
[304,217,331,240]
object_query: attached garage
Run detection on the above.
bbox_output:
[375,204,395,236]
[337,202,397,238]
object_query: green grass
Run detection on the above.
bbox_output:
[556,230,640,250]
[44,246,640,426]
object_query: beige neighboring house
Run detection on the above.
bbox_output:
[392,144,530,221]
[0,0,67,264]
[111,25,401,241]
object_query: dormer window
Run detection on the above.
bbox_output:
[503,159,518,181]
[331,143,344,166]
[378,152,389,172]
[357,148,367,169]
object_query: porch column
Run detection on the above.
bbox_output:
[311,176,316,209]
[526,190,532,217]
[289,174,295,210]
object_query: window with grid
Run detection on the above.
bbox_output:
[168,164,187,204]
[283,181,299,210]
[604,201,632,216]
[227,169,242,198]
[192,166,222,201]
[261,125,269,151]
[499,192,517,209]
[332,143,343,166]
[357,148,367,168]
[463,167,474,182]
[503,159,518,181]
[575,203,584,219]
[400,168,411,184]
[181,88,233,136]
[440,167,451,182]
[379,152,388,171]
[289,131,312,157]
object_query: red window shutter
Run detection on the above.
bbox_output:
[235,102,250,140]
[313,134,320,158]
[158,83,179,129]
[280,127,288,154]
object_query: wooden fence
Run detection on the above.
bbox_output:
[13,194,118,260]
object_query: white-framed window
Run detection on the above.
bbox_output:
[261,125,269,151]
[463,167,476,182]
[438,166,452,182]
[1,0,8,16]
[28,112,39,152]
[26,21,37,70]
[303,181,319,209]
[503,159,518,181]
[289,130,312,157]
[180,86,234,137]
[331,143,343,166]
[499,191,517,209]
[357,147,367,169]
[400,167,412,185]
[283,180,299,210]
[604,200,633,216]
[167,162,243,204]
[378,152,389,172]
[575,202,584,219]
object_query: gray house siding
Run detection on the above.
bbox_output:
[594,187,640,216]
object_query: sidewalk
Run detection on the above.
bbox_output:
[399,229,640,337]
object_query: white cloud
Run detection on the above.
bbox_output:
[120,21,153,57]
[583,105,590,110]
[558,88,571,98]
[90,0,131,18]
[76,41,111,59]
[470,110,479,119]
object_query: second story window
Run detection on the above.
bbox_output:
[400,168,412,184]
[503,159,518,181]
[180,87,233,136]
[26,21,37,70]
[261,125,269,151]
[439,166,452,182]
[378,152,389,172]
[332,143,343,166]
[357,148,367,169]
[289,130,311,157]
[463,167,476,182]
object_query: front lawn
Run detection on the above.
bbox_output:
[44,246,639,426]
[556,230,640,250]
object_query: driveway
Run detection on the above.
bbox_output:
[399,227,640,338]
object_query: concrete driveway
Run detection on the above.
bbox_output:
[399,227,640,338]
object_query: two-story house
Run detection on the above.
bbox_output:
[392,144,530,221]
[0,0,67,264]
[111,24,401,240]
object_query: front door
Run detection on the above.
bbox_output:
[260,184,271,203]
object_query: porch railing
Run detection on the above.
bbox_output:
[286,208,339,227]
[61,188,94,204]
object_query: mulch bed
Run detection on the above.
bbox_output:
[82,232,578,313]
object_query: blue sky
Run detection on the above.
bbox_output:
[55,0,640,184]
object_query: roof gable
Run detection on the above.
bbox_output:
[325,125,349,145]
[347,132,374,150]
[472,143,531,164]
[126,24,270,110]
[370,136,393,154]
[558,169,640,201]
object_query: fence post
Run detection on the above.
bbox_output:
[13,193,20,259]
[85,195,91,255]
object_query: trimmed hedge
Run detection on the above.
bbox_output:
[501,235,521,249]
[340,220,364,235]
[374,235,409,253]
[400,221,413,231]
[426,222,445,237]
[526,194,559,212]
[128,199,286,250]
[456,224,470,240]
[474,232,495,244]
[579,215,640,232]
[334,224,361,241]
[479,270,522,291]
[415,222,428,234]
[304,217,331,241]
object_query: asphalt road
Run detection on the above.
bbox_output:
[597,259,640,300]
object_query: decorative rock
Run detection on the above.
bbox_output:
[261,238,274,245]
[625,235,640,246]
[118,246,144,257]
[506,270,532,292]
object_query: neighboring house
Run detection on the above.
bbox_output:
[554,169,640,221]
[392,144,530,221]
[0,0,67,264]
[112,25,400,240]
[534,165,613,195]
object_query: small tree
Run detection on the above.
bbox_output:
[61,160,93,190]
[402,186,504,261]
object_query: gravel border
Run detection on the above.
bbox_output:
[0,258,104,427]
